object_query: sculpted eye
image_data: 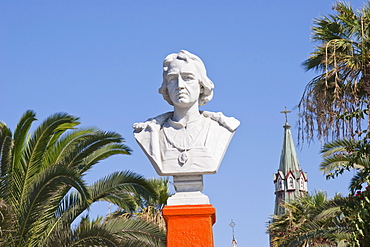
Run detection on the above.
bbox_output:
[183,75,195,81]
[167,75,177,83]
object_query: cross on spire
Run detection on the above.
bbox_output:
[280,107,291,123]
[230,220,237,247]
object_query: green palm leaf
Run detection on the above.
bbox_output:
[47,216,165,247]
[17,164,90,247]
[78,142,131,174]
[42,128,99,168]
[0,111,164,247]
[299,1,370,143]
[0,123,13,196]
[57,171,154,223]
[14,113,79,210]
[61,131,129,172]
[107,217,166,247]
[268,191,353,246]
[43,170,157,245]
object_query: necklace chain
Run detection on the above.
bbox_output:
[162,119,210,164]
[163,120,209,151]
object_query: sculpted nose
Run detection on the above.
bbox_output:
[177,77,185,88]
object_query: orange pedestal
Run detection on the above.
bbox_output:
[162,204,216,247]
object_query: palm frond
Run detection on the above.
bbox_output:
[349,169,370,192]
[48,216,166,247]
[46,170,155,241]
[268,191,353,246]
[89,171,155,211]
[106,217,166,247]
[321,139,358,154]
[17,163,90,246]
[62,131,129,172]
[0,123,13,198]
[7,111,37,206]
[15,113,79,209]
[42,128,99,168]
[299,1,370,143]
[78,143,131,174]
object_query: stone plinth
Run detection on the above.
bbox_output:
[163,204,216,247]
[167,175,210,205]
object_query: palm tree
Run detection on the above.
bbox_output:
[133,178,172,230]
[320,138,370,192]
[299,1,370,143]
[0,110,166,247]
[108,177,172,232]
[268,191,353,247]
[321,138,370,246]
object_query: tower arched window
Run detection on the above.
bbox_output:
[276,176,284,192]
[287,174,295,190]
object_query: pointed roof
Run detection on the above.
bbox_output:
[279,121,301,178]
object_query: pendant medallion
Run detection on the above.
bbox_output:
[178,151,188,164]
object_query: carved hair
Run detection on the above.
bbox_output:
[158,50,214,106]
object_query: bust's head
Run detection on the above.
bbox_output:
[158,50,214,106]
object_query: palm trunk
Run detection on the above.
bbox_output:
[363,63,370,133]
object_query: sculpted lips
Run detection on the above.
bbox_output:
[176,90,188,97]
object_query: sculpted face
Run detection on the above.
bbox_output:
[166,59,201,108]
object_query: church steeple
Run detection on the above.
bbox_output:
[273,108,308,216]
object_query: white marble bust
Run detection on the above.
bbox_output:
[133,50,240,176]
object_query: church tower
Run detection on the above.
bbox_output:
[273,108,308,216]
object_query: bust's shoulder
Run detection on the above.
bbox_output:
[150,112,173,125]
[202,111,240,132]
[133,112,172,132]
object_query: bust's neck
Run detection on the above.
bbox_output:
[172,103,200,126]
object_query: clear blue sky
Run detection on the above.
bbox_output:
[0,1,363,246]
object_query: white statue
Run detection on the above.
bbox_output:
[133,50,239,205]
